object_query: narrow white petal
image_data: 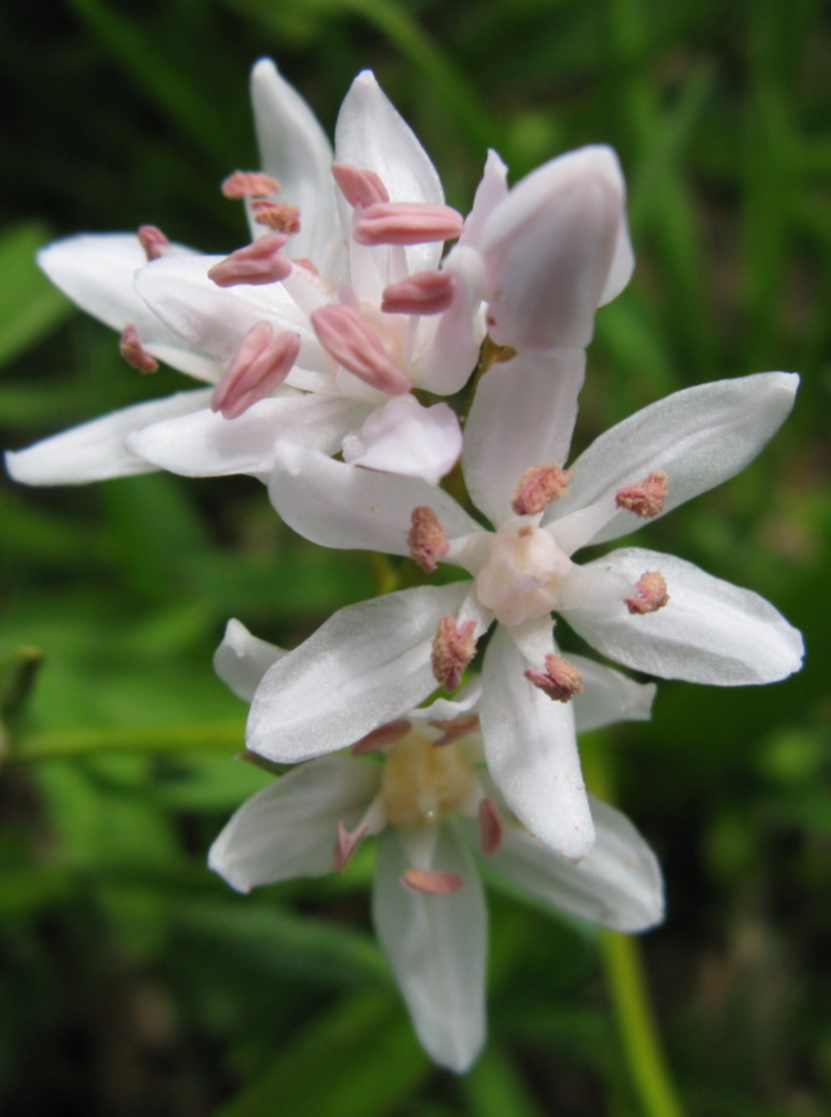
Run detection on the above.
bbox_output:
[209,754,380,892]
[268,442,478,555]
[485,796,663,932]
[479,626,595,861]
[5,388,212,485]
[128,393,364,478]
[463,349,586,526]
[373,826,486,1073]
[250,59,341,271]
[247,583,471,763]
[458,149,509,251]
[564,547,804,684]
[549,372,800,547]
[342,395,462,483]
[570,654,657,732]
[214,619,286,702]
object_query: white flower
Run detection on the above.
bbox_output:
[209,619,664,1074]
[244,364,804,861]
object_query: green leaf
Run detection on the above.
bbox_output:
[0,224,72,368]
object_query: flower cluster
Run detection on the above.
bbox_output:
[5,59,804,1072]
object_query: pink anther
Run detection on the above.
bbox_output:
[208,234,293,288]
[429,713,481,748]
[221,171,280,199]
[478,798,504,855]
[331,162,389,207]
[119,323,159,374]
[524,654,584,702]
[407,506,449,573]
[211,322,300,419]
[431,616,477,692]
[381,270,456,316]
[334,820,369,872]
[138,225,169,261]
[615,471,669,518]
[310,305,410,395]
[354,202,465,247]
[351,719,412,756]
[625,571,669,615]
[400,868,464,894]
[512,464,572,516]
[251,200,302,234]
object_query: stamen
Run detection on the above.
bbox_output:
[138,225,169,261]
[119,324,159,374]
[400,868,464,894]
[251,200,302,234]
[354,202,465,247]
[310,305,410,395]
[221,171,280,199]
[625,571,669,615]
[381,270,456,316]
[331,162,390,207]
[429,713,480,747]
[407,506,449,573]
[615,471,669,518]
[334,820,369,872]
[431,616,477,691]
[351,719,412,756]
[511,464,572,516]
[208,234,293,287]
[525,654,584,702]
[211,322,301,419]
[478,797,504,854]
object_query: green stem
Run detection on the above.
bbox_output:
[5,719,246,766]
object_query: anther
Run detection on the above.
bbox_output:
[431,616,477,692]
[211,322,301,419]
[381,270,456,316]
[208,234,293,287]
[351,719,412,756]
[221,171,280,199]
[524,654,584,702]
[334,820,369,872]
[478,798,504,855]
[400,868,464,894]
[512,464,571,516]
[407,506,449,573]
[354,202,465,247]
[615,471,669,518]
[331,162,389,207]
[138,225,169,261]
[251,200,302,234]
[119,324,159,374]
[310,305,411,395]
[429,713,480,747]
[625,571,669,615]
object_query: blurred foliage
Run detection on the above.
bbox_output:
[0,0,829,1113]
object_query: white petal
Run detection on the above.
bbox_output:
[214,618,286,702]
[570,654,657,733]
[208,754,380,892]
[564,547,804,685]
[485,795,663,932]
[550,372,800,547]
[127,393,364,478]
[267,442,478,555]
[249,59,342,273]
[247,582,471,763]
[38,234,217,382]
[5,388,212,485]
[342,395,462,483]
[481,146,625,350]
[479,625,595,861]
[458,149,509,251]
[373,826,486,1073]
[463,349,586,526]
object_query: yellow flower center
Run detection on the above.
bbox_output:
[381,733,474,829]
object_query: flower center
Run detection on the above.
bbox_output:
[381,734,473,829]
[475,521,571,626]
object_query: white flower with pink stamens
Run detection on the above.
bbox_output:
[246,362,803,860]
[208,619,664,1073]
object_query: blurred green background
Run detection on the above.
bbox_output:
[1,0,829,1113]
